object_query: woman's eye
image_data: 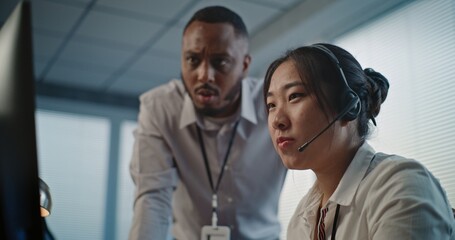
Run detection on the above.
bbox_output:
[289,93,304,101]
[266,103,275,110]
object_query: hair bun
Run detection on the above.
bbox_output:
[364,68,388,86]
[364,68,375,75]
[364,68,390,102]
[363,68,390,119]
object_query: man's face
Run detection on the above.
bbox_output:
[181,21,251,118]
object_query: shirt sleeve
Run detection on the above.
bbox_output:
[368,158,454,240]
[128,97,178,240]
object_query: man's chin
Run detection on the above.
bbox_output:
[192,95,240,118]
[195,106,222,117]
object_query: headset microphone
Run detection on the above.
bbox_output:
[297,118,337,152]
[297,97,359,152]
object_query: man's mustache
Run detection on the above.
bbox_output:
[195,83,219,95]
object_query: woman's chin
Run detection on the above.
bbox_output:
[282,158,305,170]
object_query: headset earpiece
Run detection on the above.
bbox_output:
[342,90,361,121]
[310,44,361,121]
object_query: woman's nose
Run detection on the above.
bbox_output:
[271,109,290,130]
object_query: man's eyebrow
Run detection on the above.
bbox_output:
[183,51,197,55]
[211,53,230,57]
[267,81,303,97]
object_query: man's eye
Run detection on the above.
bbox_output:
[266,103,275,111]
[186,56,199,65]
[216,59,227,65]
[212,58,229,69]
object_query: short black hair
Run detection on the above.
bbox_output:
[184,6,249,38]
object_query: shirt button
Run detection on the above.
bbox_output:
[227,197,233,203]
[230,225,235,230]
[224,165,229,170]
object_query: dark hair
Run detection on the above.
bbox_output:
[263,43,390,141]
[184,6,249,38]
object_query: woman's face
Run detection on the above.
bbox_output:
[266,60,336,170]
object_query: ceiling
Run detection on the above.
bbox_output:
[1,0,413,109]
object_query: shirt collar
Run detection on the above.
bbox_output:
[240,78,258,125]
[298,183,323,219]
[179,93,198,129]
[178,79,259,131]
[329,142,376,206]
[296,142,376,218]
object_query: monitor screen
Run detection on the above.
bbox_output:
[0,1,43,239]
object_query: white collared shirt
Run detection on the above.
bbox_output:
[288,142,455,240]
[129,78,287,240]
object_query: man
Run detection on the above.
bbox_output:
[129,6,287,240]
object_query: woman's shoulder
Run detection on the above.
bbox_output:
[356,152,454,238]
[362,152,447,202]
[369,153,432,181]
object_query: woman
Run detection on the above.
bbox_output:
[264,43,455,239]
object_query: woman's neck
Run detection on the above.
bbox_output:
[316,143,360,206]
[317,175,342,207]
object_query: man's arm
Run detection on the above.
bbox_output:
[129,188,173,239]
[128,98,178,240]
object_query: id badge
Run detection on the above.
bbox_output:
[200,225,230,240]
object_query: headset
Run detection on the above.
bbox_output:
[297,44,362,152]
[310,44,361,121]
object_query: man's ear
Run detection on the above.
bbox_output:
[242,54,252,74]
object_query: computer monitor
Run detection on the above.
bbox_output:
[0,1,43,239]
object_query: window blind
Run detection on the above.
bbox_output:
[36,110,110,239]
[334,0,455,205]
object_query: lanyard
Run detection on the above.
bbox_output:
[196,120,239,227]
[331,204,340,240]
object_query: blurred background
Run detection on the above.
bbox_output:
[1,0,454,239]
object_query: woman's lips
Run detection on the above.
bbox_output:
[276,137,295,149]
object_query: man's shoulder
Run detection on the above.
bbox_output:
[242,77,267,121]
[243,77,263,95]
[140,79,185,102]
[138,79,186,118]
